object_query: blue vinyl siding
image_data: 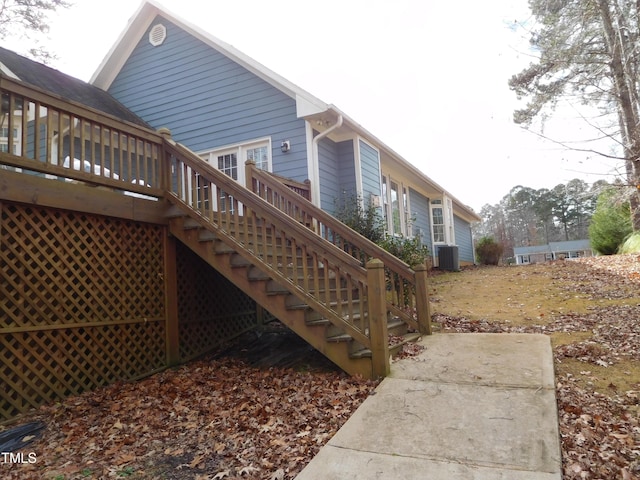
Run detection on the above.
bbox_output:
[454,214,474,263]
[410,189,432,253]
[317,136,340,214]
[107,16,309,182]
[337,140,356,198]
[358,140,381,201]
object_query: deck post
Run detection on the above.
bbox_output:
[367,258,390,378]
[244,160,256,193]
[157,127,172,192]
[414,262,432,335]
[164,233,180,366]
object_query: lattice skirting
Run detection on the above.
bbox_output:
[1,322,166,420]
[0,201,168,422]
[1,201,261,423]
[176,242,259,362]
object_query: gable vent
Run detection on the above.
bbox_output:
[149,23,167,46]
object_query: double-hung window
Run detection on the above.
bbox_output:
[199,138,272,213]
[431,200,445,243]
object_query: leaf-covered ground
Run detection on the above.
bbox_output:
[3,255,639,479]
[431,254,640,480]
[2,332,379,480]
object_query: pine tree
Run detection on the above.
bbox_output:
[509,0,640,231]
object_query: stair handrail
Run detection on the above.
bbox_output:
[163,139,374,347]
[246,161,429,334]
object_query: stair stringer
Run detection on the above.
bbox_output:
[168,217,376,378]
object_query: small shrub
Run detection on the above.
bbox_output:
[475,236,503,265]
[333,194,385,244]
[589,187,633,255]
[619,231,640,254]
[378,234,430,267]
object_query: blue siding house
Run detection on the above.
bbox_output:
[92,0,480,265]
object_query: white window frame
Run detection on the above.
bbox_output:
[199,137,272,185]
[430,199,446,244]
[431,196,455,245]
[381,174,412,237]
[198,137,272,213]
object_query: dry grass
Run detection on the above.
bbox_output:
[428,256,640,479]
[429,260,640,395]
[430,263,636,326]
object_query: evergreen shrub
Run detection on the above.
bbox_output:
[475,236,503,265]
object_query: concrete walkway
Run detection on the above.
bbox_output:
[296,333,562,479]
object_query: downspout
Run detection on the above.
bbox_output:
[311,114,343,206]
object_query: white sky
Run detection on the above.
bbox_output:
[5,0,626,211]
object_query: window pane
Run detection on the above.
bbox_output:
[382,177,388,226]
[246,146,269,170]
[433,225,445,243]
[391,182,401,235]
[432,207,443,225]
[217,153,238,180]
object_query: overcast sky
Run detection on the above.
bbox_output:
[5,0,626,211]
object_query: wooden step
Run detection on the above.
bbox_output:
[165,204,186,218]
[326,333,353,343]
[350,332,422,359]
[182,218,201,230]
[199,230,217,242]
[287,290,361,309]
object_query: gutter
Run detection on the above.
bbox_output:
[310,114,343,206]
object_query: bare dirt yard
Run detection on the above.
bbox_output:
[2,254,639,479]
[430,254,640,480]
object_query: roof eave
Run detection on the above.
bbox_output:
[306,105,481,223]
[91,1,478,223]
[90,0,329,117]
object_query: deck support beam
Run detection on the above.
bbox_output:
[164,232,180,366]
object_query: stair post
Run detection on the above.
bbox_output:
[414,262,432,335]
[367,258,390,378]
[244,160,256,193]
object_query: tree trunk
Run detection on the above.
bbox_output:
[596,0,640,231]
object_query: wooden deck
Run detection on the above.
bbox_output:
[0,74,430,423]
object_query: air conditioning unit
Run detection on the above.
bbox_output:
[438,245,459,271]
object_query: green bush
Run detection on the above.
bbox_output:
[589,188,633,255]
[619,231,640,254]
[475,236,503,265]
[333,194,385,244]
[334,193,430,267]
[378,234,430,267]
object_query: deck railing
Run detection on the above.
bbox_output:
[163,140,375,349]
[1,75,428,378]
[246,160,431,335]
[0,76,163,199]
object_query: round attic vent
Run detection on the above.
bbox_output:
[149,24,167,46]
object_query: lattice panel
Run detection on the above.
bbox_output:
[176,242,258,361]
[1,323,166,420]
[0,201,168,422]
[0,203,165,329]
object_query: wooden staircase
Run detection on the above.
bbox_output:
[162,139,431,379]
